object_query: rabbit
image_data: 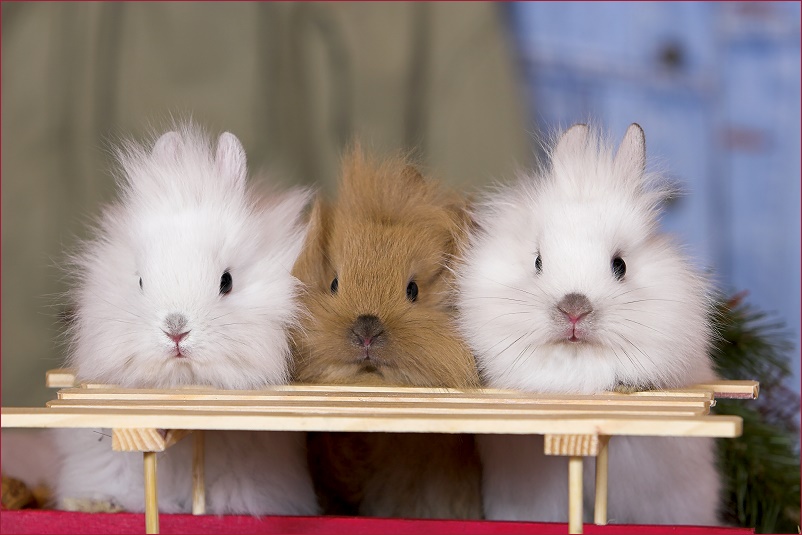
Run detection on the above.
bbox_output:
[53,123,319,515]
[455,123,721,525]
[291,146,484,519]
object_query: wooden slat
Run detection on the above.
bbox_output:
[46,369,77,388]
[53,395,713,408]
[46,399,710,417]
[56,387,713,406]
[615,389,716,399]
[83,383,116,389]
[43,368,756,399]
[0,407,743,437]
[693,380,759,399]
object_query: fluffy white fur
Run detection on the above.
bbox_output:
[55,124,318,515]
[456,124,720,524]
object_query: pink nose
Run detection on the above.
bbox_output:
[556,293,593,326]
[166,331,189,344]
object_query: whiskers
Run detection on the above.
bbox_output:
[480,276,549,301]
[499,337,544,384]
[609,331,656,379]
[459,295,536,306]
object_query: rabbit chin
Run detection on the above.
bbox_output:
[303,346,427,387]
[351,366,393,386]
[336,359,403,386]
[111,358,200,389]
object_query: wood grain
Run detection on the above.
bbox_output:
[111,428,191,452]
[544,434,600,456]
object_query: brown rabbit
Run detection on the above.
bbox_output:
[292,146,483,519]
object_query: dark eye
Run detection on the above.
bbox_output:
[534,254,542,274]
[330,277,338,294]
[139,277,143,290]
[220,270,233,295]
[406,281,418,302]
[612,257,626,280]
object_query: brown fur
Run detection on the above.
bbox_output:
[291,146,483,518]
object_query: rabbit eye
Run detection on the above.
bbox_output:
[330,277,339,294]
[220,270,233,295]
[534,254,542,274]
[406,281,418,302]
[139,277,143,291]
[611,257,626,280]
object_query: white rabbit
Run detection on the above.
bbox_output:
[53,123,319,515]
[456,123,720,525]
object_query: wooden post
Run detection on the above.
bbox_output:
[594,435,610,525]
[143,451,159,534]
[544,434,601,535]
[568,455,583,534]
[192,430,206,515]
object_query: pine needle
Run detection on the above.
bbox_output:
[711,292,800,533]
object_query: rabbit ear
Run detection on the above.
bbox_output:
[613,123,646,179]
[151,131,182,159]
[292,195,334,291]
[552,123,589,164]
[215,132,247,189]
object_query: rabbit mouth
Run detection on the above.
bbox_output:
[353,350,390,372]
[355,351,380,366]
[169,344,188,358]
[567,332,585,343]
[557,323,591,343]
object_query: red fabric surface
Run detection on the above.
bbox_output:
[0,510,755,535]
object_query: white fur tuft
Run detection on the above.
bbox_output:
[456,123,720,524]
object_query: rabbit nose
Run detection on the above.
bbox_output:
[557,293,593,324]
[165,330,190,344]
[351,314,385,347]
[165,312,188,333]
[163,313,190,342]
